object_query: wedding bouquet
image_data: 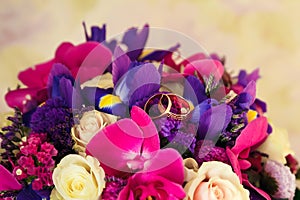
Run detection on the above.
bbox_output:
[0,23,299,200]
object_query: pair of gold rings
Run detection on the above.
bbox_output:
[144,93,191,120]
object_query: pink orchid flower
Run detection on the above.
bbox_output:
[226,116,271,200]
[5,41,112,112]
[86,106,186,199]
[0,164,22,191]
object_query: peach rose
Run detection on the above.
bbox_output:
[72,110,117,151]
[184,159,250,200]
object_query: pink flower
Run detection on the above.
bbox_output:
[118,149,186,200]
[87,106,186,198]
[0,165,22,191]
[32,178,43,191]
[41,142,58,156]
[5,41,112,112]
[226,116,271,200]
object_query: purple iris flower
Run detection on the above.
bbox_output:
[237,69,260,88]
[191,98,233,140]
[47,63,74,108]
[183,75,207,106]
[83,22,117,52]
[121,24,149,61]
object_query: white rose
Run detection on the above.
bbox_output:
[184,159,250,200]
[257,123,294,164]
[52,154,106,200]
[72,110,117,147]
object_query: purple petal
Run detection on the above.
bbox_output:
[83,22,106,43]
[129,83,160,108]
[122,24,149,60]
[47,63,73,91]
[0,165,22,191]
[112,46,131,86]
[140,43,180,62]
[114,63,161,105]
[197,103,232,140]
[237,69,260,87]
[59,77,74,107]
[250,98,267,113]
[183,75,207,106]
[16,185,50,200]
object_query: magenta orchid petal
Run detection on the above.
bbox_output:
[118,173,185,200]
[5,88,42,112]
[143,148,184,184]
[242,175,271,200]
[86,118,144,175]
[0,165,22,191]
[54,42,74,60]
[231,116,268,155]
[226,147,243,182]
[238,159,251,170]
[130,106,160,153]
[18,59,55,88]
[66,42,112,82]
[184,59,224,81]
[180,52,207,66]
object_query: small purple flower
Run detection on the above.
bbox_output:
[263,160,296,200]
[101,176,127,200]
[194,140,229,165]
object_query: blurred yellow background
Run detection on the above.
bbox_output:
[0,0,299,158]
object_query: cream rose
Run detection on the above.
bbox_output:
[52,154,106,200]
[257,123,294,164]
[184,159,250,200]
[72,110,117,148]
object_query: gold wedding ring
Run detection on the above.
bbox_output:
[144,93,191,120]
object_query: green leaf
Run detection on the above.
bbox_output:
[296,168,300,179]
[260,172,279,195]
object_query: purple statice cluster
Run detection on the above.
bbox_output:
[193,140,229,165]
[13,133,58,191]
[154,117,197,158]
[101,176,128,200]
[30,97,75,161]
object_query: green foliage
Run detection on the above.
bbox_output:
[260,172,279,196]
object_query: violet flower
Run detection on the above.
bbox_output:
[83,22,117,52]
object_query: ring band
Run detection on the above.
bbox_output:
[144,93,191,120]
